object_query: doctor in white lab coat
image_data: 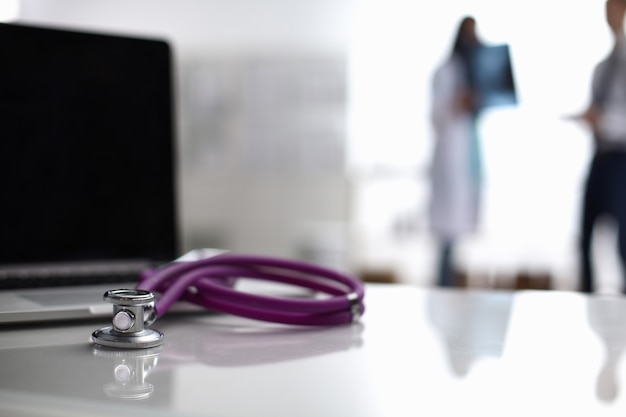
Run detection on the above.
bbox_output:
[429,16,483,287]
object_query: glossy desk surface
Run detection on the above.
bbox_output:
[1,283,626,416]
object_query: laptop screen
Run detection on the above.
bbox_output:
[0,23,178,268]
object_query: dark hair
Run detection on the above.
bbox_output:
[450,16,481,87]
[451,16,477,56]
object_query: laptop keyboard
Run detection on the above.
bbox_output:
[0,268,141,289]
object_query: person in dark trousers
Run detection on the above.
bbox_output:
[574,0,626,293]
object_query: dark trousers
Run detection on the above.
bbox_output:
[437,239,455,287]
[580,151,626,293]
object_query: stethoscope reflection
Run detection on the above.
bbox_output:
[157,317,364,367]
[92,345,162,401]
[587,296,626,403]
[92,317,364,400]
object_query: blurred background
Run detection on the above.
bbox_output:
[3,0,620,292]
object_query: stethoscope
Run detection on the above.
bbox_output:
[92,251,365,349]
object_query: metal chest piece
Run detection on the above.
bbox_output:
[92,289,164,349]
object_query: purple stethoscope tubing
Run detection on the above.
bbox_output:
[137,253,365,326]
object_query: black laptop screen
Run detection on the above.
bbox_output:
[0,23,178,265]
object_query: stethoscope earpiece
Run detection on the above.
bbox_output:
[91,289,164,349]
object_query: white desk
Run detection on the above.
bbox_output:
[1,283,625,416]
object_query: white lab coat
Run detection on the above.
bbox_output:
[428,55,481,240]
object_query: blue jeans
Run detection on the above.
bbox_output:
[579,151,626,293]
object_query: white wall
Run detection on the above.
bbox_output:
[17,0,353,52]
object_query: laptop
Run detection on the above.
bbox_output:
[0,22,179,324]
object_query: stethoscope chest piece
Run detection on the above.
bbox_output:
[92,289,164,349]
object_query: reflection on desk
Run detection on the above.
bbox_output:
[1,284,626,416]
